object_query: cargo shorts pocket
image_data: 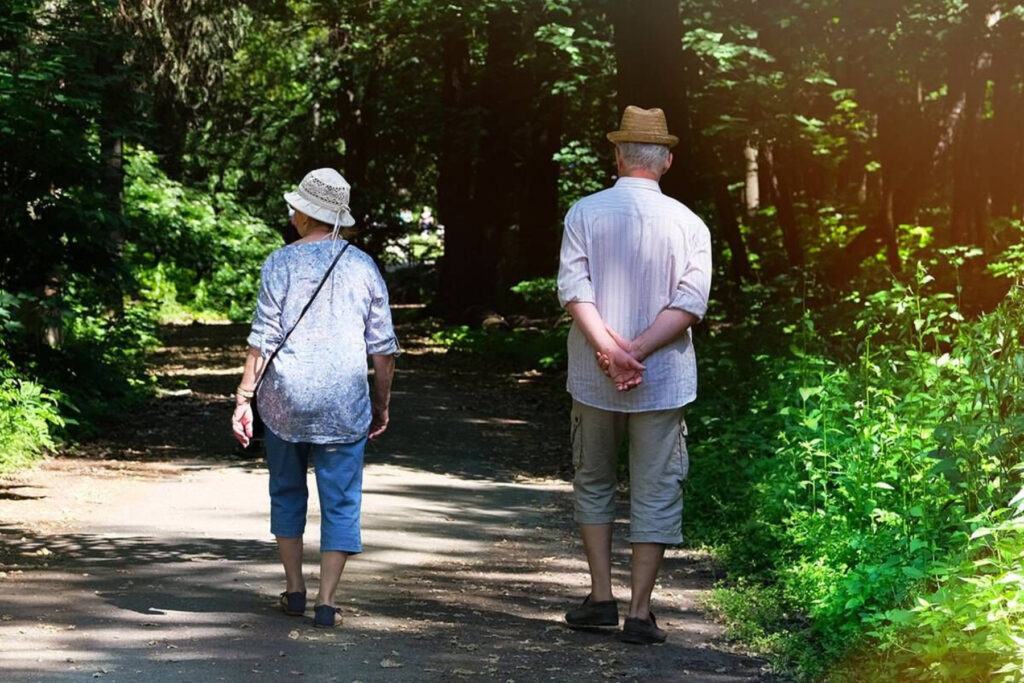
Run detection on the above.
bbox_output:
[570,409,584,470]
[671,417,689,482]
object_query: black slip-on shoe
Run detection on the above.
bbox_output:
[565,594,619,628]
[279,591,306,616]
[617,611,667,644]
[313,604,343,628]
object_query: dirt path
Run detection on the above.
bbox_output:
[0,322,768,682]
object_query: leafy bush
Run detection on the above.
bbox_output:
[124,147,279,322]
[510,276,563,318]
[53,295,160,427]
[0,367,64,474]
[688,258,1024,680]
[0,292,64,472]
[0,146,277,468]
[848,496,1024,682]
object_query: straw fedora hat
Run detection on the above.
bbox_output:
[283,168,356,228]
[606,105,678,147]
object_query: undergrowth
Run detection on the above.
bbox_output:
[689,243,1024,681]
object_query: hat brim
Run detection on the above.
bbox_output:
[607,131,679,148]
[284,191,356,227]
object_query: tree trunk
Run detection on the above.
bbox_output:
[713,177,752,281]
[761,143,804,268]
[95,34,129,316]
[435,9,479,320]
[345,53,385,258]
[949,4,996,245]
[989,17,1023,220]
[831,100,905,281]
[610,0,696,205]
[744,141,759,215]
[506,7,564,292]
[510,96,563,284]
[467,5,524,313]
[152,90,189,180]
[875,100,903,271]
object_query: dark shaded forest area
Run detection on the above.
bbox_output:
[2,1,1023,680]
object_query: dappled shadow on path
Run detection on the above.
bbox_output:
[0,484,44,501]
[73,321,573,484]
[0,487,767,683]
[2,321,773,681]
[0,525,277,568]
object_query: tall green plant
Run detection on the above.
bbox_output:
[690,264,1024,680]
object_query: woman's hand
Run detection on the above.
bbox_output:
[369,404,389,440]
[232,349,263,448]
[232,401,254,447]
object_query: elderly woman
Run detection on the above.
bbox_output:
[231,168,399,628]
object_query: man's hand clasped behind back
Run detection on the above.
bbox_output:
[596,327,645,392]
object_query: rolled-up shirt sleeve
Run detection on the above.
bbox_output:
[364,264,400,356]
[247,254,285,355]
[557,205,595,307]
[669,221,712,321]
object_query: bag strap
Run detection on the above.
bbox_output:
[253,240,351,394]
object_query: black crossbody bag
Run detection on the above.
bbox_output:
[252,241,352,402]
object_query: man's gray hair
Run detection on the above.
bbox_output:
[616,142,670,174]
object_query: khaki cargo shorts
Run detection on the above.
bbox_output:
[570,399,688,545]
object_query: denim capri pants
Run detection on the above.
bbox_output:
[264,429,367,553]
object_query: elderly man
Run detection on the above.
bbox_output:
[557,106,712,644]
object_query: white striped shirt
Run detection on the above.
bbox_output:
[557,177,712,412]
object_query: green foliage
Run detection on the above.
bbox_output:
[988,221,1024,283]
[1,0,144,301]
[179,0,443,237]
[431,323,567,371]
[510,277,562,318]
[0,367,64,475]
[706,580,802,673]
[851,499,1024,682]
[381,231,444,266]
[0,294,63,473]
[2,3,1022,679]
[124,147,279,322]
[431,278,567,367]
[553,141,609,214]
[690,259,1024,680]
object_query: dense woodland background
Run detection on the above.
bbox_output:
[2,1,1024,680]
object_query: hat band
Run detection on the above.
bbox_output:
[296,185,348,214]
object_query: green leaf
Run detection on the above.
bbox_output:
[902,566,925,579]
[798,386,823,402]
[1008,485,1024,511]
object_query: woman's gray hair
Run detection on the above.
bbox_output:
[616,142,670,174]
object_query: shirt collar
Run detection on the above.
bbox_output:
[613,176,663,193]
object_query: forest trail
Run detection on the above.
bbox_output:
[0,321,768,682]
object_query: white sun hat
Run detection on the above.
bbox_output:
[283,168,356,231]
